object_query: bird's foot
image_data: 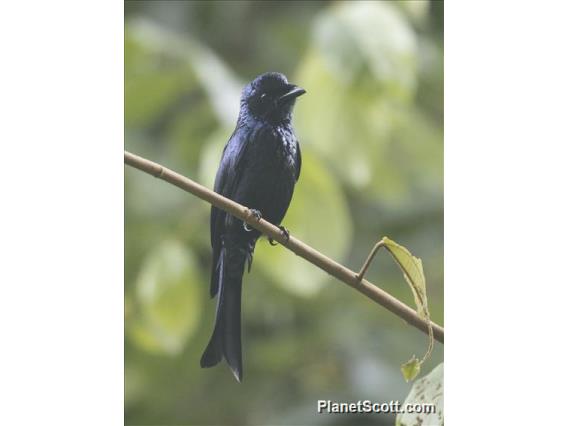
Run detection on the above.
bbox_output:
[269,226,290,246]
[243,209,262,232]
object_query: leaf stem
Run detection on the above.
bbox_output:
[356,240,385,282]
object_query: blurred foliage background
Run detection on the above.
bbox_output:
[125,1,443,425]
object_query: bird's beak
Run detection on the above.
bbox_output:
[278,84,306,104]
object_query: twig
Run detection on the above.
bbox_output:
[124,151,444,344]
[356,240,385,282]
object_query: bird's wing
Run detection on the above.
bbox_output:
[294,139,301,181]
[209,126,251,296]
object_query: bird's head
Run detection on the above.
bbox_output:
[240,72,306,125]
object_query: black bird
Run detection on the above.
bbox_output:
[200,72,305,382]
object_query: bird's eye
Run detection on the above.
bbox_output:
[260,93,267,101]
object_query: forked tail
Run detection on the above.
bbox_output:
[200,243,248,382]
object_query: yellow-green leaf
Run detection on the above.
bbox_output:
[379,236,434,382]
[382,236,428,318]
[127,239,202,355]
[400,355,421,382]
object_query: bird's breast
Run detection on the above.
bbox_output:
[248,125,298,177]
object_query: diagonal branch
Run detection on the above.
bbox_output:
[124,151,444,344]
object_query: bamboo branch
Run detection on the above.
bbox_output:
[124,151,444,344]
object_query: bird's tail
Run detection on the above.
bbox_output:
[200,241,249,382]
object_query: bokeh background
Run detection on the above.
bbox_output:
[125,1,443,425]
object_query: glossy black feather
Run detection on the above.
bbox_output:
[201,72,304,381]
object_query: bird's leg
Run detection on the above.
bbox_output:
[269,225,290,246]
[243,209,262,232]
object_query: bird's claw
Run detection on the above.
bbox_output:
[269,226,290,246]
[243,209,262,232]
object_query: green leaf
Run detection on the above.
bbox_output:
[125,63,193,127]
[396,363,444,426]
[400,355,421,382]
[295,1,420,199]
[378,236,434,381]
[397,0,430,28]
[382,236,428,318]
[126,18,242,127]
[312,1,417,94]
[127,239,202,355]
